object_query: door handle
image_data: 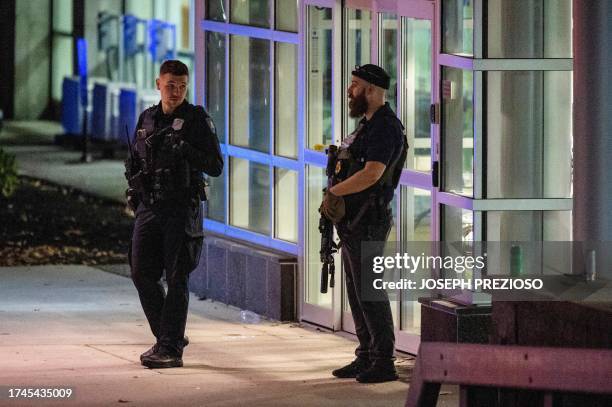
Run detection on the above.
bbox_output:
[432,161,439,188]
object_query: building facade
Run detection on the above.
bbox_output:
[196,0,573,354]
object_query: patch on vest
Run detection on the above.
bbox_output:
[137,129,147,139]
[172,118,184,131]
[335,160,342,175]
[205,117,216,135]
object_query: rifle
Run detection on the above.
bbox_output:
[319,145,339,293]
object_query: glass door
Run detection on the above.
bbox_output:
[302,0,343,329]
[396,3,436,353]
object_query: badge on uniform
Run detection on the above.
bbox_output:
[335,161,342,175]
[205,117,216,135]
[136,129,147,139]
[172,118,184,131]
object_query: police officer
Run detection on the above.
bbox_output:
[321,64,406,383]
[125,60,223,369]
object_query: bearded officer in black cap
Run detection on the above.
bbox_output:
[321,64,407,383]
[125,60,223,368]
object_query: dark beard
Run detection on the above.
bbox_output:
[349,92,368,118]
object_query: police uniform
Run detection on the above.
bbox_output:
[336,101,405,370]
[126,100,222,366]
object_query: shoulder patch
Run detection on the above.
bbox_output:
[205,116,216,135]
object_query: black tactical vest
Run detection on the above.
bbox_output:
[132,104,205,206]
[333,109,408,221]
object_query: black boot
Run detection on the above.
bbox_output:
[332,358,371,378]
[141,347,183,369]
[356,360,398,383]
[140,336,189,363]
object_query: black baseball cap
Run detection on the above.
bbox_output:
[351,64,391,90]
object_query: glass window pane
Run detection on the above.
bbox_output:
[442,0,473,56]
[276,0,298,32]
[275,168,298,242]
[275,42,298,158]
[486,71,572,198]
[307,6,333,149]
[206,32,226,143]
[442,205,473,242]
[230,158,270,234]
[442,67,473,197]
[400,186,431,334]
[380,13,398,112]
[306,165,331,307]
[207,0,228,21]
[206,163,227,222]
[402,17,432,172]
[486,0,572,58]
[230,35,270,153]
[345,9,371,133]
[401,186,432,242]
[53,0,73,32]
[484,211,572,276]
[231,0,270,28]
[52,36,73,101]
[485,210,571,241]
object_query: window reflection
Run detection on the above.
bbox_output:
[206,32,226,143]
[230,35,270,153]
[230,158,270,235]
[307,6,333,148]
[486,71,572,198]
[402,17,432,172]
[345,9,371,133]
[206,163,226,222]
[275,168,298,242]
[275,42,298,158]
[442,0,474,56]
[380,13,398,112]
[231,0,270,28]
[486,0,572,58]
[442,67,473,197]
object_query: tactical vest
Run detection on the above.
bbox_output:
[333,114,408,224]
[334,121,407,193]
[132,106,205,206]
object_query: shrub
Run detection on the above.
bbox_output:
[0,147,18,198]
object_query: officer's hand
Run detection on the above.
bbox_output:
[125,188,139,212]
[319,190,345,224]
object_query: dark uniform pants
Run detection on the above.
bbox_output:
[130,204,201,355]
[338,213,395,362]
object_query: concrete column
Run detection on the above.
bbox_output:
[14,0,51,120]
[573,1,612,278]
[573,2,612,243]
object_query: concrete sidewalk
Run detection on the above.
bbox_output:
[4,144,126,203]
[1,120,126,203]
[0,265,461,407]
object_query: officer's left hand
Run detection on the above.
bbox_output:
[319,189,345,224]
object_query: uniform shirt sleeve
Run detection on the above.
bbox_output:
[364,120,398,166]
[179,107,224,177]
[127,112,145,173]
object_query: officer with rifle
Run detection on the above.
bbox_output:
[320,64,407,383]
[125,60,223,369]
